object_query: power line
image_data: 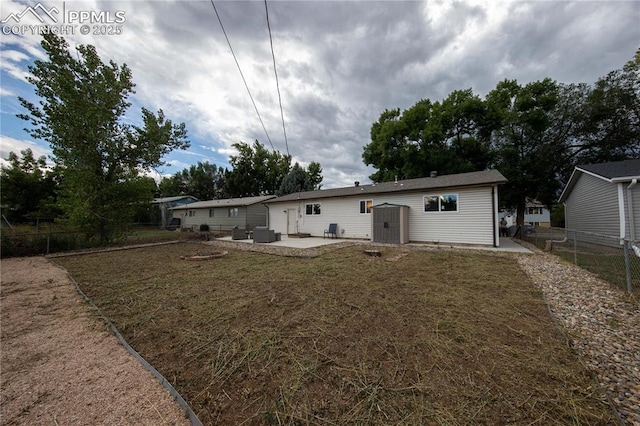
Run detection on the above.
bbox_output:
[209,0,275,151]
[264,0,289,157]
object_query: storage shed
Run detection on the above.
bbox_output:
[372,204,409,244]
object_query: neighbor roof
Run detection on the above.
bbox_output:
[267,169,507,203]
[171,195,275,210]
[559,159,640,202]
[153,195,198,204]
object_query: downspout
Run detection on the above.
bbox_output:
[264,203,270,229]
[492,185,498,247]
[627,178,637,241]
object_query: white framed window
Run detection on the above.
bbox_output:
[305,203,321,215]
[229,207,238,218]
[209,209,215,218]
[526,207,543,215]
[188,210,196,217]
[359,199,373,214]
[424,193,458,212]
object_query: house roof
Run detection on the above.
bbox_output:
[559,159,640,202]
[152,195,198,204]
[171,195,275,210]
[266,169,507,203]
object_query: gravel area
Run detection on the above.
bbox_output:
[515,248,640,425]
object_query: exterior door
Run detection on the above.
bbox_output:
[287,208,297,234]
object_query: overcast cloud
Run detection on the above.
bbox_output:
[1,0,638,189]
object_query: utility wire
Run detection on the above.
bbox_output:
[264,0,289,157]
[209,0,275,151]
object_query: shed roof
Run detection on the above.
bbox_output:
[266,169,507,203]
[559,159,640,202]
[171,195,275,210]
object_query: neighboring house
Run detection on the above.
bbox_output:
[265,170,507,246]
[171,195,275,231]
[152,195,199,229]
[500,199,551,227]
[559,159,640,241]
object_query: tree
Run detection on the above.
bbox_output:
[569,50,640,167]
[486,78,566,225]
[276,161,323,196]
[0,149,58,222]
[17,34,189,242]
[159,161,227,200]
[363,90,493,183]
[224,140,291,197]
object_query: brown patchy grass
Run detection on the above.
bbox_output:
[55,242,614,425]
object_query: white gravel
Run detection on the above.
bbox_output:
[515,247,640,425]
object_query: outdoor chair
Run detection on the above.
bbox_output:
[253,226,277,243]
[231,225,248,240]
[324,223,338,239]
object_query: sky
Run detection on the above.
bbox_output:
[1,0,638,190]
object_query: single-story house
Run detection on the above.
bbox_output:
[559,159,640,241]
[152,195,199,228]
[500,199,551,227]
[171,195,275,231]
[265,170,508,246]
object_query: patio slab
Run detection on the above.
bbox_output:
[217,235,345,249]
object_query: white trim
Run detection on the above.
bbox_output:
[576,167,614,183]
[618,183,626,239]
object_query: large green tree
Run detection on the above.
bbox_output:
[363,89,492,182]
[18,34,189,242]
[276,161,323,196]
[224,140,291,197]
[159,161,227,200]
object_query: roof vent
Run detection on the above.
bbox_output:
[430,171,438,178]
[355,181,360,187]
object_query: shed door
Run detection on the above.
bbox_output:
[373,207,400,244]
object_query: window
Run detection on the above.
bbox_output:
[359,200,373,214]
[188,210,196,217]
[229,207,238,218]
[209,209,215,218]
[423,193,458,212]
[526,207,543,215]
[305,203,321,215]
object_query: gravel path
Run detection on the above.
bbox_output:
[515,248,640,425]
[0,257,192,425]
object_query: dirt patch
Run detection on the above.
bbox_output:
[54,242,614,425]
[0,257,191,425]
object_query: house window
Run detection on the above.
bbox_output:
[229,207,238,218]
[188,210,196,217]
[359,200,373,214]
[209,209,214,217]
[526,207,543,215]
[305,203,321,215]
[424,193,458,212]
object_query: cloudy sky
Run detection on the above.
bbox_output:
[1,0,638,189]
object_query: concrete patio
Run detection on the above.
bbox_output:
[216,235,532,253]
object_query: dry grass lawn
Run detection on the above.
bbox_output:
[54,242,614,425]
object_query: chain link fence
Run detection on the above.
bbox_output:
[521,227,640,294]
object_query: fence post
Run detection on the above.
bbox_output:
[573,230,578,265]
[46,234,50,255]
[624,239,632,293]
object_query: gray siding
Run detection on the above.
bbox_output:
[565,173,620,237]
[177,205,268,230]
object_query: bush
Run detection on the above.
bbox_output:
[199,224,210,232]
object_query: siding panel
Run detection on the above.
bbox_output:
[565,173,619,237]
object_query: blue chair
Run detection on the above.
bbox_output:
[324,223,338,239]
